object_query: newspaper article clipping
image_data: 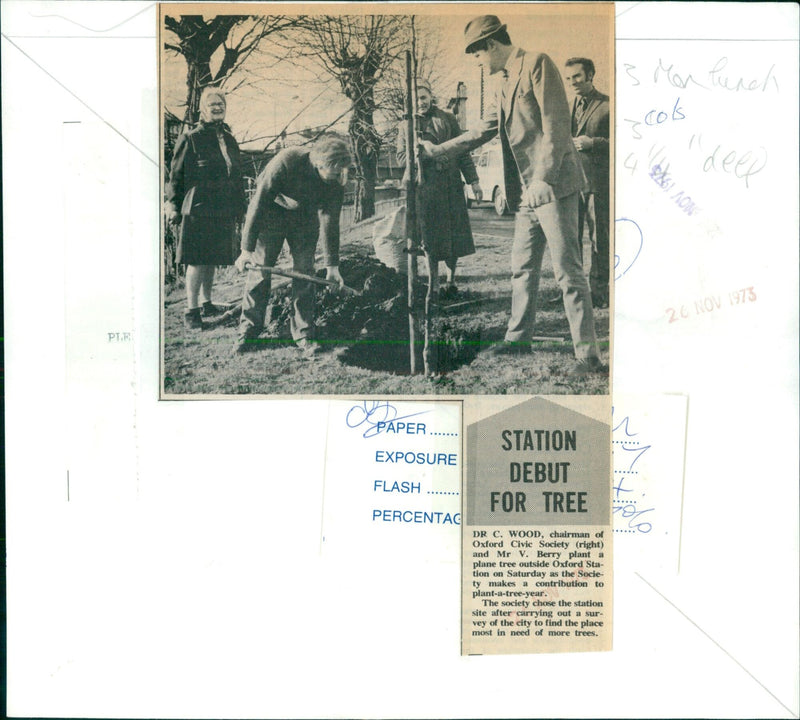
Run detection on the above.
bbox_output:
[159,1,614,655]
[462,397,611,655]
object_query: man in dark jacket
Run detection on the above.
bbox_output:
[566,57,610,309]
[234,135,351,356]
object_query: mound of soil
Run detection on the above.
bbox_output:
[265,252,482,374]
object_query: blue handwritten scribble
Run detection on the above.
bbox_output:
[612,407,639,437]
[615,441,651,472]
[613,475,634,500]
[623,99,685,141]
[345,401,430,439]
[646,97,686,125]
[614,218,644,280]
[613,410,655,534]
[613,502,653,533]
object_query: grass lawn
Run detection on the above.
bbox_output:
[162,207,610,397]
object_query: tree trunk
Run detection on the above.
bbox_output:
[348,89,379,223]
[352,140,377,223]
[403,50,419,375]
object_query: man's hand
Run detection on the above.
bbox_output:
[470,182,483,203]
[525,180,556,208]
[573,135,593,152]
[235,250,257,273]
[418,140,440,160]
[326,265,344,288]
[166,203,181,226]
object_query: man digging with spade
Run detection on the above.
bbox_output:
[234,134,352,356]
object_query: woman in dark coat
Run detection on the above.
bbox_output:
[396,81,483,297]
[166,88,246,329]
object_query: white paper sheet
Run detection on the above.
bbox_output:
[3,2,798,717]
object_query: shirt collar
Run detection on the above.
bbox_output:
[200,119,228,132]
[501,46,523,80]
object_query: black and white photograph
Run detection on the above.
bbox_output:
[160,3,614,396]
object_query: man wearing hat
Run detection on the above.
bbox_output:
[234,134,352,356]
[419,15,604,376]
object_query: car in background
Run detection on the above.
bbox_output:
[464,140,509,216]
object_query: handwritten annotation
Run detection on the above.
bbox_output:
[612,408,655,535]
[653,57,779,94]
[614,217,644,281]
[621,57,777,190]
[689,133,767,189]
[623,96,685,141]
[345,400,430,439]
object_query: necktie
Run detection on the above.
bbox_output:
[576,97,589,123]
[216,128,233,176]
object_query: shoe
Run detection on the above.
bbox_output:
[201,301,225,317]
[569,356,608,377]
[296,338,321,357]
[234,337,259,354]
[439,284,459,301]
[591,293,609,309]
[484,340,532,357]
[184,308,203,330]
[546,291,563,306]
[234,328,263,354]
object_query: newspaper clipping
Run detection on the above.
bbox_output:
[159,1,614,655]
[463,397,611,655]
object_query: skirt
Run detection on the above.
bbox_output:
[177,215,237,266]
[415,167,475,262]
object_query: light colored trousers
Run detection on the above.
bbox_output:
[505,192,598,359]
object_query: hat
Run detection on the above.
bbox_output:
[415,78,433,94]
[464,15,507,52]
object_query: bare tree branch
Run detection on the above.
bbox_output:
[163,13,299,125]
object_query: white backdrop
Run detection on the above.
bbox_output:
[3,2,798,718]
